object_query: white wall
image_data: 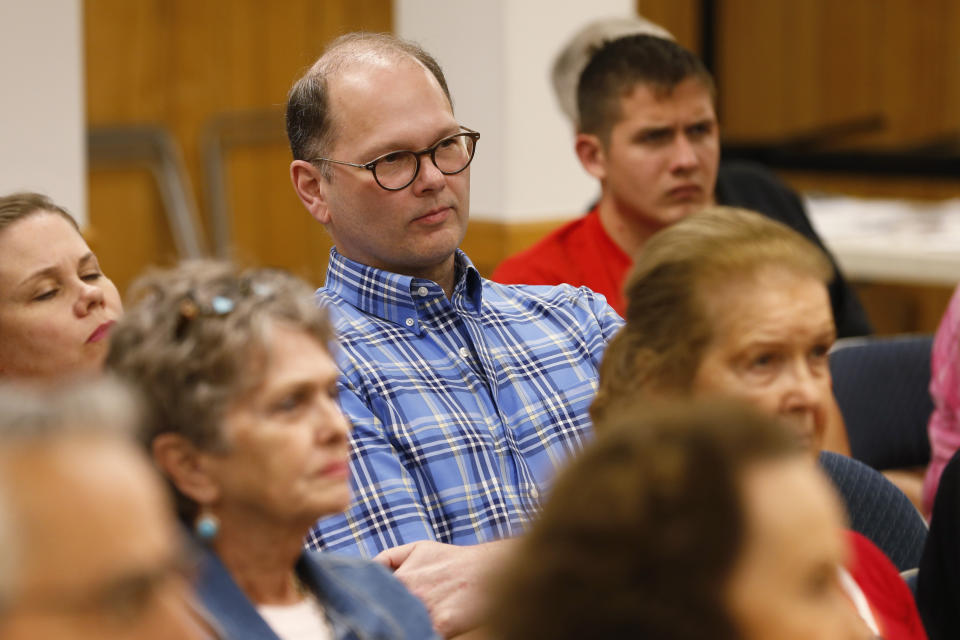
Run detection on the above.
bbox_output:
[395,0,634,223]
[0,0,86,226]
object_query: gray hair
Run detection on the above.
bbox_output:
[551,15,674,125]
[0,377,143,608]
[105,259,332,523]
[0,378,140,442]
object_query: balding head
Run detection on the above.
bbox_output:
[285,32,452,174]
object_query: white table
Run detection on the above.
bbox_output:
[805,195,960,286]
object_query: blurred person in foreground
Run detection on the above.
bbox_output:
[492,29,871,339]
[494,401,874,640]
[0,378,206,639]
[0,192,122,379]
[588,206,926,639]
[106,260,438,640]
[917,448,960,640]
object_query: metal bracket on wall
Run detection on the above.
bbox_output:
[200,108,287,258]
[88,125,208,259]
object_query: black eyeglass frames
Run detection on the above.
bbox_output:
[311,126,480,191]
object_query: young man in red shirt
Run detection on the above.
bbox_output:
[493,33,871,337]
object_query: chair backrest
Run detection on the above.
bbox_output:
[829,335,934,470]
[819,451,927,571]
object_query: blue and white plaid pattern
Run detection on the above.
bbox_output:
[306,248,623,557]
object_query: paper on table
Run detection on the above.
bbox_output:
[803,194,960,285]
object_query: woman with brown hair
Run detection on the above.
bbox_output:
[588,206,926,640]
[591,205,837,432]
[0,192,122,378]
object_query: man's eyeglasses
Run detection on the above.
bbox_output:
[312,126,480,191]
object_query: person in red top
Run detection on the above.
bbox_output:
[847,530,928,639]
[495,204,629,311]
[492,30,871,338]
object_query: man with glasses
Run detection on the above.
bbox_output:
[0,379,210,640]
[287,33,622,637]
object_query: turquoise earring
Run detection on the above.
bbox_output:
[195,510,220,542]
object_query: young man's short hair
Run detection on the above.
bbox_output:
[577,34,714,142]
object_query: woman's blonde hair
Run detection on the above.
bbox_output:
[591,206,832,425]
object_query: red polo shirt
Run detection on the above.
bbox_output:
[491,206,630,316]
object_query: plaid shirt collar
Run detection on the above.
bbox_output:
[323,247,484,331]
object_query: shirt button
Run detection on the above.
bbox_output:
[530,486,540,500]
[404,318,415,327]
[459,347,470,358]
[417,286,429,297]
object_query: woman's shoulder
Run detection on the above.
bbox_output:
[301,550,440,639]
[303,549,394,583]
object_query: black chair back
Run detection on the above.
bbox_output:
[830,335,934,470]
[820,451,927,572]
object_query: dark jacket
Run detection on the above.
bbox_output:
[917,449,960,639]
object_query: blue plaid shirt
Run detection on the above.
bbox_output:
[306,248,623,557]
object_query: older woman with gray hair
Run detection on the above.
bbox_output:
[106,260,437,640]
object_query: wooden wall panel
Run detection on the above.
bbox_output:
[85,171,175,292]
[636,0,700,53]
[855,283,953,336]
[874,0,960,147]
[718,0,879,143]
[227,145,335,285]
[85,0,391,293]
[717,0,960,147]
